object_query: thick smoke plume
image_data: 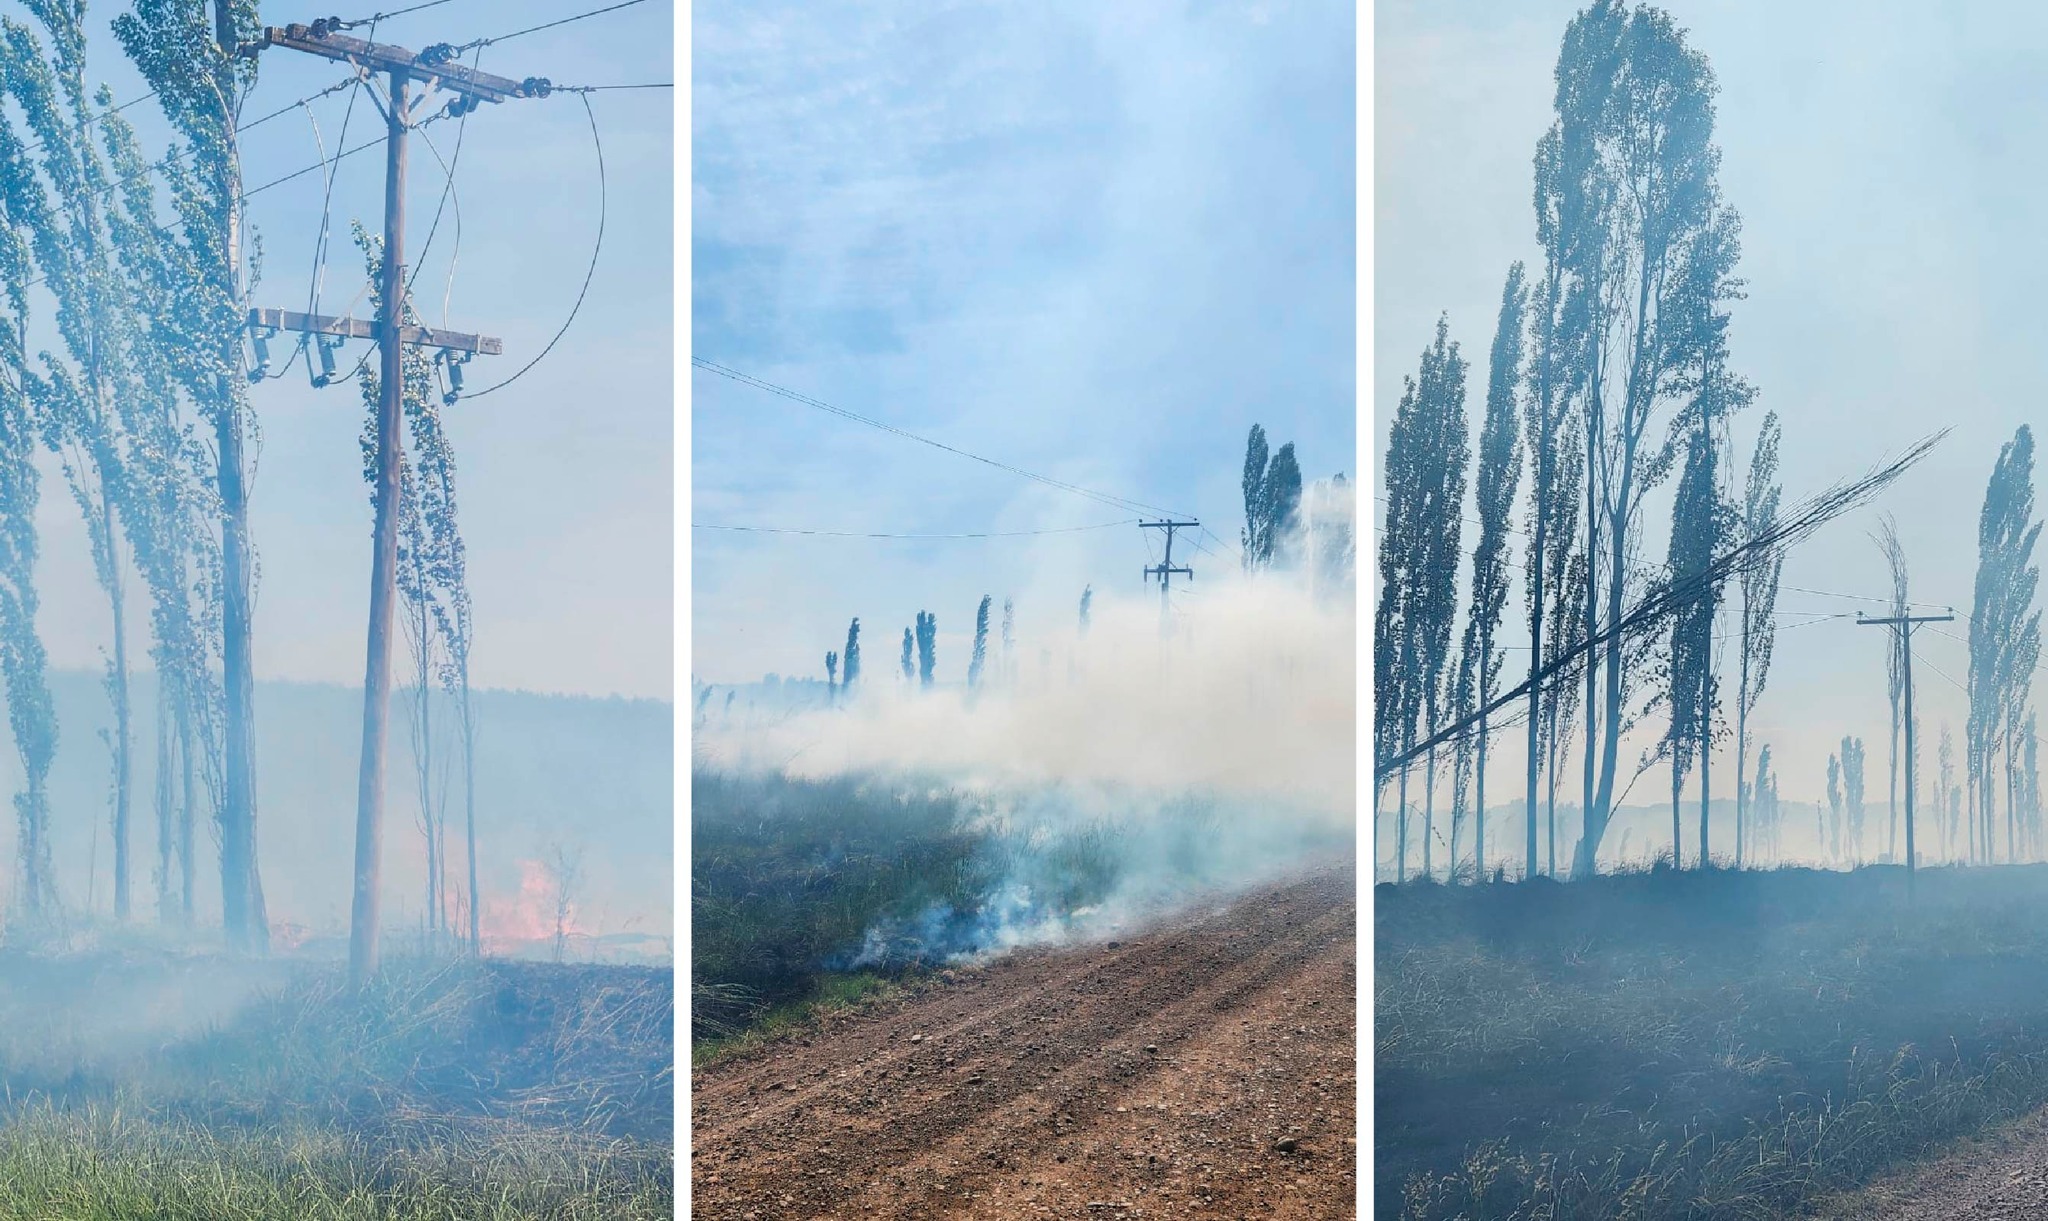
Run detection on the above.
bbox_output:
[696,569,1355,962]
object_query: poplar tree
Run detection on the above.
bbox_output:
[1968,427,2040,863]
[355,222,466,942]
[1463,263,1526,880]
[1265,443,1303,568]
[968,595,990,690]
[1665,429,1720,867]
[0,124,55,919]
[1541,1,1748,879]
[842,618,860,692]
[1939,722,1958,861]
[1241,424,1268,571]
[115,0,269,951]
[1734,411,1783,868]
[1415,318,1468,881]
[1377,316,1467,881]
[5,9,147,919]
[900,627,913,684]
[1876,515,1909,862]
[915,611,936,688]
[1826,753,1843,864]
[1843,736,1868,863]
[1000,598,1014,686]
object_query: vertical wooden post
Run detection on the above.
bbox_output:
[350,66,409,989]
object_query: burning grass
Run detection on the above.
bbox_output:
[1378,863,2048,1219]
[691,767,1350,1058]
[0,952,673,1218]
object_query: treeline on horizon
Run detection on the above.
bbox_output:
[1374,0,2045,886]
[693,424,1356,721]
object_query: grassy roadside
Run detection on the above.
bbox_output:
[0,954,674,1218]
[1378,864,2048,1219]
[0,1106,670,1220]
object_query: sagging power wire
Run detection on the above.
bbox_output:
[458,91,605,401]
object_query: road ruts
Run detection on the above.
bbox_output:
[692,863,1358,1219]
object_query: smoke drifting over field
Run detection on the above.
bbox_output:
[694,570,1355,963]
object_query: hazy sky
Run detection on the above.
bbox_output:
[692,0,1355,685]
[1377,0,2048,810]
[30,0,673,702]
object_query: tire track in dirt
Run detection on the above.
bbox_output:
[692,863,1357,1219]
[1815,1103,2048,1220]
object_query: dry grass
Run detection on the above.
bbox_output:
[1379,864,2048,1219]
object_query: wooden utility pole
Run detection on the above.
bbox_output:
[1141,520,1197,626]
[1859,609,1956,880]
[245,21,526,987]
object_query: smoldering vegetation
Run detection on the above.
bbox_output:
[1378,864,2048,1220]
[0,951,673,1218]
[692,575,1355,1054]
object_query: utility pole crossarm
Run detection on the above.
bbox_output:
[245,26,536,104]
[248,308,502,355]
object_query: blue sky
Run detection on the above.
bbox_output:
[1377,0,2048,809]
[692,0,1356,685]
[28,0,674,701]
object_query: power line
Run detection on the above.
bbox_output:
[449,0,654,53]
[692,359,1195,520]
[339,0,463,29]
[459,91,604,399]
[694,519,1137,540]
[554,82,673,92]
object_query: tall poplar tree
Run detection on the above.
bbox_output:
[115,0,269,950]
[1968,427,2040,864]
[968,595,990,690]
[0,118,55,919]
[915,611,937,689]
[842,618,861,692]
[1734,411,1782,868]
[1541,1,1749,878]
[1465,263,1527,880]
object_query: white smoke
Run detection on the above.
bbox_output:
[696,567,1355,958]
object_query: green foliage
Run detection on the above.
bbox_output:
[914,610,936,688]
[0,1108,670,1220]
[1969,426,2042,863]
[1239,423,1268,567]
[841,617,860,690]
[690,770,987,1042]
[967,594,990,690]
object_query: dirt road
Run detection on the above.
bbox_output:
[1817,1104,2048,1220]
[691,865,1357,1219]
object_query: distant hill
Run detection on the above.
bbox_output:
[0,671,671,956]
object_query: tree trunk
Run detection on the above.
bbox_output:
[215,0,265,953]
[1423,744,1438,881]
[1699,724,1711,867]
[1475,705,1488,883]
[177,684,197,925]
[105,508,132,922]
[155,684,174,923]
[463,682,480,955]
[1396,762,1410,884]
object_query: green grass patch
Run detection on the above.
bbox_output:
[0,1104,670,1220]
[1378,864,2048,1219]
[0,954,673,1216]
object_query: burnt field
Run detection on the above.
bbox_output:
[1377,864,2048,1220]
[0,952,673,1219]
